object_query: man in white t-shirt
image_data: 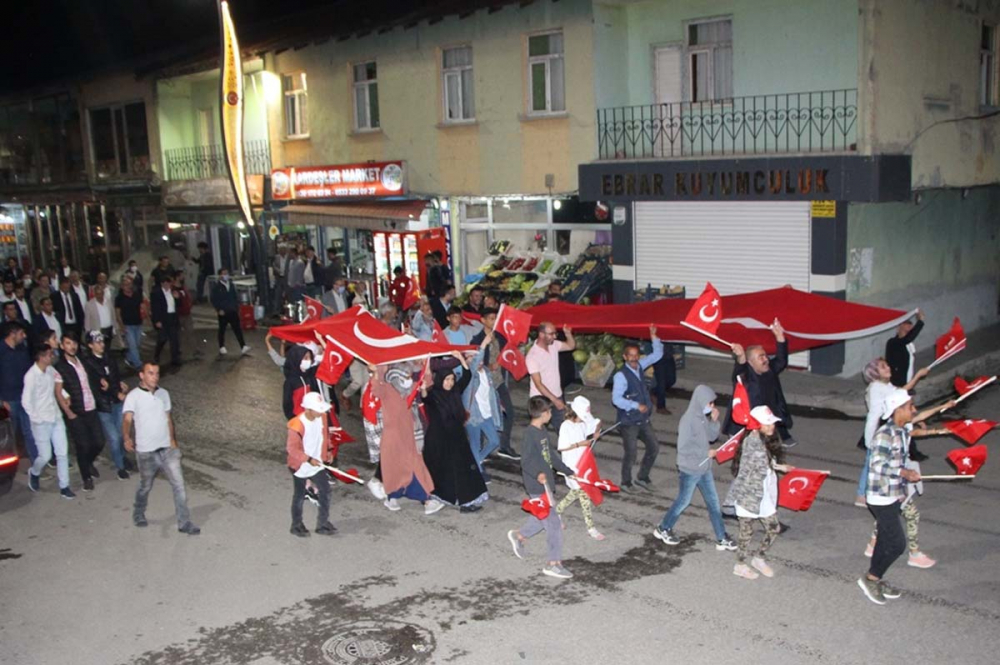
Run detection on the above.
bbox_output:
[123,362,199,535]
[525,321,575,431]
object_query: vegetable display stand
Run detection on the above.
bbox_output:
[634,284,686,370]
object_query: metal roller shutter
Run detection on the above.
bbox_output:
[634,200,812,365]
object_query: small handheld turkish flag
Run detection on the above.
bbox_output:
[573,447,616,506]
[777,469,829,511]
[683,282,723,335]
[947,444,987,476]
[431,320,445,345]
[495,304,533,346]
[326,409,355,444]
[361,382,382,425]
[498,341,529,381]
[954,375,996,398]
[521,494,551,520]
[328,466,363,484]
[714,429,745,464]
[402,278,419,311]
[303,296,324,323]
[934,317,966,364]
[944,419,997,445]
[316,344,353,384]
[730,377,760,429]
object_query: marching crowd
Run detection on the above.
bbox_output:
[1,249,965,602]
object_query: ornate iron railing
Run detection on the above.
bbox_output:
[597,89,857,160]
[164,139,271,181]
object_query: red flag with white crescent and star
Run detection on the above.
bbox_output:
[498,341,528,381]
[947,444,987,475]
[402,277,419,311]
[431,320,445,345]
[935,317,966,363]
[316,344,353,384]
[520,493,551,520]
[714,429,745,464]
[777,469,830,511]
[730,376,759,429]
[954,375,996,398]
[303,296,324,323]
[326,408,355,445]
[683,282,723,336]
[572,447,619,506]
[361,382,382,425]
[495,304,533,346]
[944,419,997,446]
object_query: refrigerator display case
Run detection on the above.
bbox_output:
[371,228,448,301]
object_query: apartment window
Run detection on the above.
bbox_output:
[283,73,309,138]
[686,18,733,102]
[443,46,475,122]
[528,31,565,114]
[982,23,998,107]
[353,61,380,131]
[89,102,150,179]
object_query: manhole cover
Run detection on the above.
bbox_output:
[320,620,435,665]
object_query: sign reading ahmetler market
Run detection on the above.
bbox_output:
[271,161,407,200]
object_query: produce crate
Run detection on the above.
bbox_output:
[580,353,616,388]
[633,284,685,370]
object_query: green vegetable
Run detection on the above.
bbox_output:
[573,349,589,364]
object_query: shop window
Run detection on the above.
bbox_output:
[283,72,309,138]
[353,61,380,131]
[686,18,733,102]
[442,46,475,122]
[527,31,565,114]
[492,200,547,224]
[88,102,150,179]
[982,23,998,107]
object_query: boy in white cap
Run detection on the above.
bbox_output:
[726,406,794,579]
[286,391,338,537]
[555,395,606,540]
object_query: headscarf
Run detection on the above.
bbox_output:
[385,367,414,396]
[283,344,313,381]
[863,358,882,384]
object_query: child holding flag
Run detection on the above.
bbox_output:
[556,396,605,540]
[507,396,578,579]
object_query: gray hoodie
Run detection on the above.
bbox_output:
[676,385,722,474]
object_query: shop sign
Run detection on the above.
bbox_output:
[811,200,836,218]
[612,206,626,226]
[268,224,280,240]
[271,161,406,200]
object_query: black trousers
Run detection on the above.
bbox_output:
[154,314,181,364]
[621,420,659,486]
[291,471,331,528]
[66,410,105,481]
[652,353,676,408]
[217,310,246,349]
[868,501,906,579]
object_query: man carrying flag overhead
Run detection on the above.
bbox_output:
[725,319,796,447]
[885,309,925,388]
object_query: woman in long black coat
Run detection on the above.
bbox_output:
[421,352,488,512]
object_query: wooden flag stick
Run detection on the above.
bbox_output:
[953,376,997,405]
[680,320,733,349]
[927,341,966,370]
[322,465,367,485]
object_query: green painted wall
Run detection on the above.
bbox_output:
[593,0,858,108]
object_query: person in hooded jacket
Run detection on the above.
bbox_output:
[282,345,319,420]
[421,350,489,512]
[653,385,737,551]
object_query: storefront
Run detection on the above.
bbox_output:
[578,155,913,374]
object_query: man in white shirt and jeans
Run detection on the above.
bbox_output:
[123,362,199,535]
[23,343,75,498]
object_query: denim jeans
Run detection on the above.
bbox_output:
[134,447,191,528]
[658,470,727,541]
[29,419,69,489]
[856,445,873,497]
[123,324,143,367]
[97,403,125,470]
[7,400,37,461]
[465,419,500,471]
[620,420,659,486]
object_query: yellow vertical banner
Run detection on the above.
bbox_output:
[218,0,254,227]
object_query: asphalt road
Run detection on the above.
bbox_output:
[1,328,998,665]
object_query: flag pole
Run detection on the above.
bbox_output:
[557,471,618,491]
[680,320,733,348]
[322,465,367,485]
[927,341,966,370]
[953,376,997,405]
[918,474,976,481]
[700,427,745,466]
[590,421,622,449]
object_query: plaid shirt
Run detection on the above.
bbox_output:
[867,422,909,502]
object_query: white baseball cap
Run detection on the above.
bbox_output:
[570,395,599,434]
[300,392,331,413]
[749,405,782,425]
[881,388,912,420]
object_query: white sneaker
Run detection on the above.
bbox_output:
[367,478,387,501]
[219,346,228,355]
[424,499,445,515]
[587,527,606,541]
[733,563,760,580]
[383,498,401,512]
[750,557,775,578]
[241,345,252,355]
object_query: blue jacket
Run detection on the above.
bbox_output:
[0,339,32,402]
[461,347,503,429]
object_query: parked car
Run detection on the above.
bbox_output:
[0,408,18,496]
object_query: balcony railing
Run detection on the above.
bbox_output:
[597,89,857,160]
[164,139,271,181]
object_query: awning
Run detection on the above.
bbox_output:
[284,200,428,231]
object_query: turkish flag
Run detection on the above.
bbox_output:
[730,377,760,429]
[572,447,617,506]
[777,469,830,511]
[944,419,997,445]
[328,466,363,484]
[495,304,533,346]
[316,343,353,384]
[407,369,424,407]
[326,409,355,444]
[955,375,996,397]
[947,444,987,476]
[714,429,745,464]
[303,296,324,323]
[361,382,382,425]
[935,317,966,362]
[683,282,723,335]
[462,311,482,326]
[402,278,419,311]
[498,341,528,381]
[431,320,445,344]
[521,493,551,520]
